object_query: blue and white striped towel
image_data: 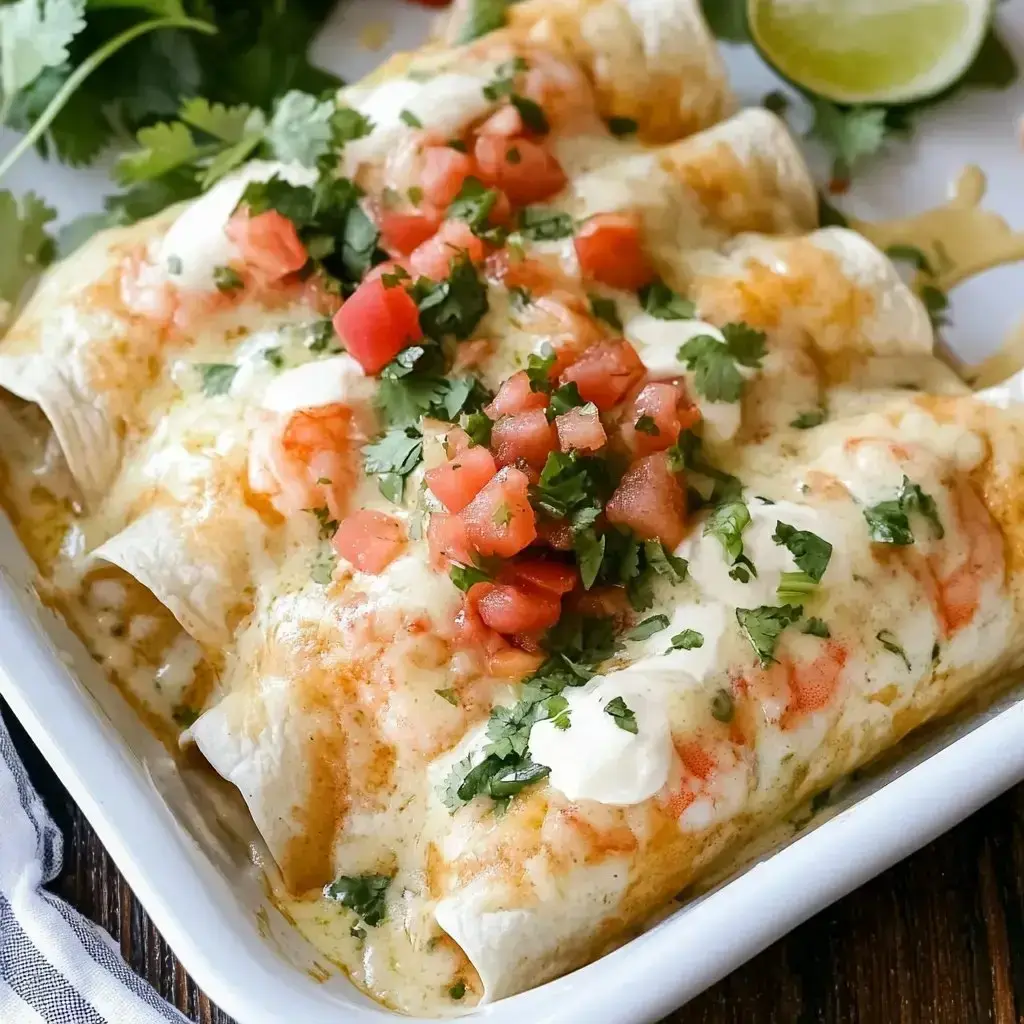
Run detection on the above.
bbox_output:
[0,707,189,1024]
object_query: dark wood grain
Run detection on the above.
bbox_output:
[5,697,1024,1024]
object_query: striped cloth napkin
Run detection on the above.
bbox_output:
[0,707,189,1024]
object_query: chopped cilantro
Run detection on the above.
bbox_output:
[363,427,423,503]
[677,322,767,402]
[461,409,494,448]
[634,414,659,436]
[262,346,285,369]
[481,57,527,101]
[864,475,943,545]
[638,280,695,320]
[886,244,935,274]
[195,362,237,397]
[546,694,571,730]
[449,981,467,1001]
[213,265,243,293]
[803,617,831,638]
[172,705,200,729]
[624,614,670,642]
[728,553,757,583]
[899,477,944,539]
[791,409,825,429]
[518,207,574,241]
[399,109,423,128]
[307,319,338,353]
[667,629,704,651]
[548,382,586,418]
[525,348,556,392]
[510,94,548,134]
[308,506,338,541]
[607,116,638,137]
[704,501,750,563]
[921,284,950,329]
[446,138,468,153]
[588,293,622,330]
[710,688,734,723]
[877,629,911,671]
[415,253,489,340]
[773,521,832,582]
[449,562,493,592]
[323,873,392,927]
[604,695,638,734]
[310,548,337,585]
[735,604,803,666]
[776,571,817,603]
[458,0,513,41]
[447,177,501,234]
[435,688,460,706]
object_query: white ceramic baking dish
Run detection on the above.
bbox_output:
[4,507,1024,1024]
[3,5,1024,1021]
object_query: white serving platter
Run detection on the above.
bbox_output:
[2,4,1024,1022]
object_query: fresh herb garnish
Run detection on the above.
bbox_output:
[399,109,423,128]
[195,362,237,397]
[710,688,734,722]
[548,382,586,418]
[624,614,670,642]
[323,873,392,927]
[510,94,548,134]
[790,409,825,429]
[863,476,943,545]
[704,501,750,563]
[667,629,704,651]
[363,426,423,503]
[638,280,696,320]
[606,116,639,136]
[518,207,574,241]
[481,56,527,100]
[677,322,767,402]
[776,571,817,603]
[447,177,500,235]
[876,629,911,671]
[449,981,467,1001]
[414,253,489,340]
[525,348,556,392]
[604,695,638,734]
[435,688,460,707]
[449,562,493,592]
[773,521,832,582]
[461,409,494,448]
[213,264,244,293]
[803,617,831,638]
[736,604,803,666]
[588,293,622,330]
[634,414,659,436]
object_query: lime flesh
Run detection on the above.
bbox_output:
[749,0,983,103]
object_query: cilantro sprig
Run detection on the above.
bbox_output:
[864,476,944,546]
[736,604,803,666]
[677,322,767,402]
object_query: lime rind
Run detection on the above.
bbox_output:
[748,0,993,105]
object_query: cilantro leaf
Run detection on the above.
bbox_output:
[667,628,704,651]
[265,90,336,166]
[678,323,766,402]
[363,427,423,503]
[510,93,548,134]
[178,97,255,142]
[803,617,831,638]
[518,207,574,241]
[624,614,670,642]
[604,695,637,734]
[704,501,750,563]
[323,873,392,927]
[375,346,449,427]
[699,0,749,42]
[457,0,511,43]
[876,629,911,671]
[809,101,888,185]
[606,116,638,137]
[548,382,585,418]
[114,120,199,184]
[639,280,695,320]
[776,570,817,603]
[736,604,803,666]
[710,688,734,722]
[899,476,944,539]
[447,177,500,234]
[195,362,237,397]
[772,521,832,582]
[525,349,556,393]
[0,0,85,99]
[415,253,489,340]
[588,293,622,330]
[461,409,493,448]
[791,409,826,429]
[863,498,913,545]
[449,562,493,592]
[0,190,55,324]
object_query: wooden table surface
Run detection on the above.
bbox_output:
[6,699,1024,1024]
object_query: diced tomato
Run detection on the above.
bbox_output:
[478,106,523,138]
[473,582,562,634]
[559,340,644,411]
[486,370,549,418]
[459,466,537,557]
[444,426,473,455]
[426,445,497,513]
[491,409,558,468]
[332,276,422,374]
[503,560,577,595]
[474,135,567,206]
[226,209,307,284]
[619,381,701,456]
[332,510,406,574]
[427,512,475,569]
[574,213,655,291]
[604,452,688,548]
[376,206,443,256]
[421,146,477,208]
[409,219,487,280]
[537,517,575,550]
[555,405,607,452]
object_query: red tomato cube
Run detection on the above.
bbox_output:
[555,404,607,452]
[574,213,655,291]
[425,444,497,513]
[491,409,558,468]
[332,509,406,574]
[332,276,423,375]
[459,466,537,557]
[604,452,688,548]
[559,340,645,411]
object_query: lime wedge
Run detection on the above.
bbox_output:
[748,0,993,105]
